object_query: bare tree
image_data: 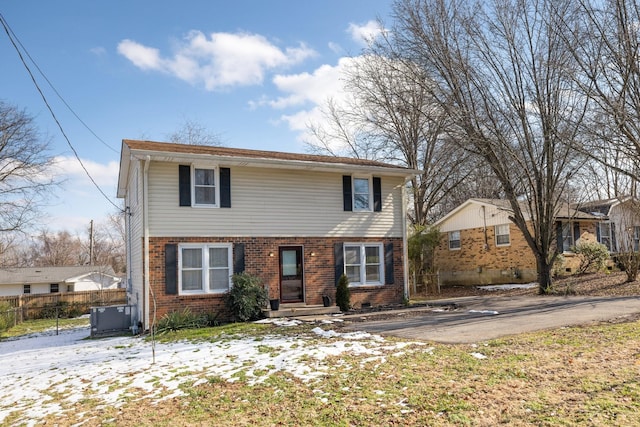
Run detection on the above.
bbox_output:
[391,0,589,292]
[565,0,640,188]
[307,53,472,226]
[167,118,223,146]
[30,230,85,266]
[0,101,56,233]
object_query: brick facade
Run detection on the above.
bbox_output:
[434,221,600,286]
[146,236,404,321]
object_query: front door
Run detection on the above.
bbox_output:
[279,246,304,303]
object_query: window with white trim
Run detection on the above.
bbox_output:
[448,231,461,250]
[352,177,371,211]
[193,166,218,206]
[599,222,614,251]
[495,224,510,246]
[23,284,31,294]
[50,283,59,293]
[344,243,383,286]
[179,243,232,294]
[561,222,574,252]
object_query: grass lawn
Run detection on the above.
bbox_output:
[13,317,639,427]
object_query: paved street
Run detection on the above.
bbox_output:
[343,295,640,344]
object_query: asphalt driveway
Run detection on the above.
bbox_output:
[342,295,640,344]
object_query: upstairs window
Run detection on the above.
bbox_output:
[342,175,381,212]
[353,177,371,211]
[495,224,511,246]
[193,167,217,206]
[449,231,461,250]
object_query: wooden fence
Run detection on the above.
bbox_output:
[0,289,127,322]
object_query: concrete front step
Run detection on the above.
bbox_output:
[263,304,342,318]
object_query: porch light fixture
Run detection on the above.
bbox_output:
[269,252,274,257]
[310,252,316,257]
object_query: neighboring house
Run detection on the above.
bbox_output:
[433,199,603,286]
[0,266,121,297]
[116,140,417,329]
[575,196,640,253]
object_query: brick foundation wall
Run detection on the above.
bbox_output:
[145,236,404,323]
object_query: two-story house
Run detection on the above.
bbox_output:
[116,140,416,329]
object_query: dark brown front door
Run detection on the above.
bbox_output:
[279,246,304,303]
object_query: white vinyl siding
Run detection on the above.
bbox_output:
[147,163,404,238]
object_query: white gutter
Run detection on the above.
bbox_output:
[128,150,419,178]
[143,155,151,329]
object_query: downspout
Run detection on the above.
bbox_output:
[402,177,410,302]
[143,155,151,330]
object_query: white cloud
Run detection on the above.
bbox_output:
[118,31,317,90]
[53,156,119,187]
[347,20,386,46]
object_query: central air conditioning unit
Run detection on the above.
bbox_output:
[90,304,133,337]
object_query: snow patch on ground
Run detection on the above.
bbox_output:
[0,322,426,426]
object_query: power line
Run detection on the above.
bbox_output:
[4,20,119,154]
[0,12,123,213]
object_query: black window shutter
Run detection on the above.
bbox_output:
[596,223,601,242]
[556,221,563,252]
[385,242,394,284]
[342,176,352,211]
[234,243,245,274]
[334,242,344,285]
[373,177,382,212]
[165,244,178,295]
[178,165,191,207]
[573,222,580,244]
[220,167,231,208]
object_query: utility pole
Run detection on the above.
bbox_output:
[89,219,94,266]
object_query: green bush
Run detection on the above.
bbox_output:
[155,307,210,333]
[0,302,16,333]
[571,241,610,274]
[225,272,268,322]
[336,274,351,312]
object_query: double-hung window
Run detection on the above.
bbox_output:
[193,167,217,206]
[495,224,511,246]
[50,284,59,293]
[561,222,574,252]
[599,222,614,251]
[344,243,383,286]
[634,226,640,252]
[23,284,31,294]
[179,243,232,294]
[353,177,371,211]
[449,231,461,250]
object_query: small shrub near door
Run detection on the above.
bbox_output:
[336,274,351,312]
[571,241,610,274]
[225,272,268,322]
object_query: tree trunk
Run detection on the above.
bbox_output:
[536,257,553,295]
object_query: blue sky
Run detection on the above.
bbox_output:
[0,0,392,233]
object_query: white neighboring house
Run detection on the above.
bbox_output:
[0,266,121,297]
